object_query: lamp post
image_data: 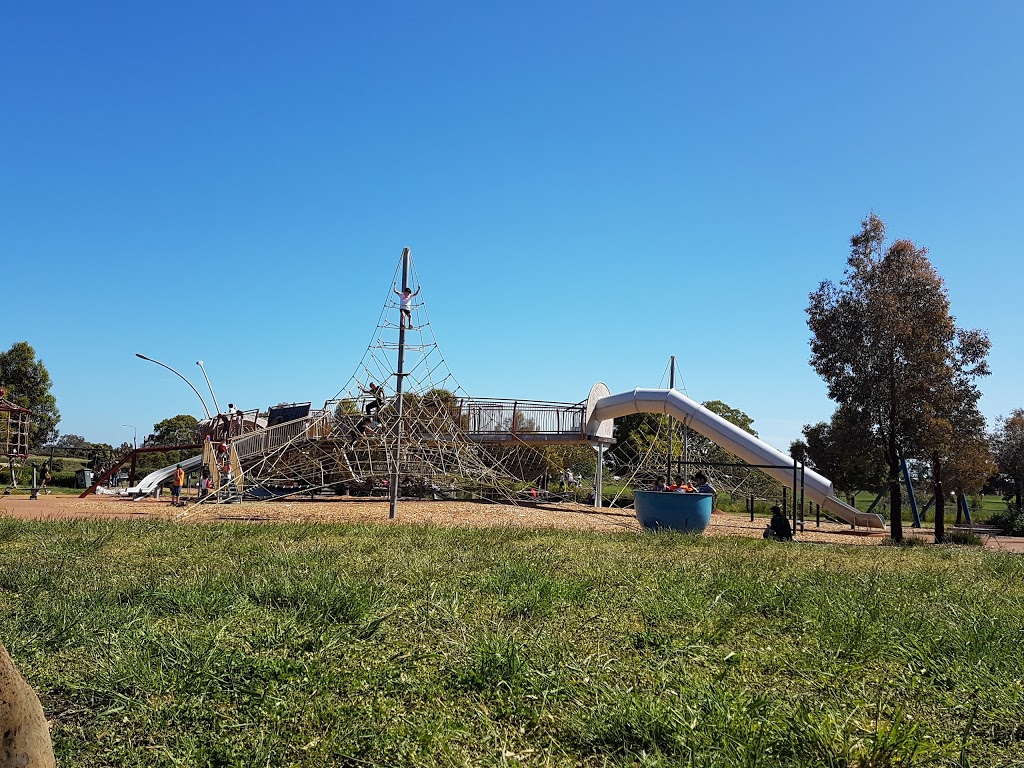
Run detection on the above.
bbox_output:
[123,424,137,450]
[195,360,223,415]
[135,353,212,420]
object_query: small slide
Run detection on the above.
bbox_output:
[588,388,886,529]
[126,454,203,496]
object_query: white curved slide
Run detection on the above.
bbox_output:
[127,454,203,496]
[588,388,885,529]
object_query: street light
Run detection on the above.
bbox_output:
[195,360,222,415]
[134,353,212,420]
[122,424,137,450]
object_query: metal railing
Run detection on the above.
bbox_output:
[459,398,586,439]
[231,409,330,459]
[231,396,591,457]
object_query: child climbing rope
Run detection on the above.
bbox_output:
[360,382,387,417]
[393,284,422,329]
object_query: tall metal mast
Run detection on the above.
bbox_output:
[667,355,675,482]
[389,247,411,519]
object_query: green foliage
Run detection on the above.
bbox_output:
[0,341,60,447]
[988,506,1024,536]
[536,444,597,477]
[801,407,886,500]
[689,399,757,467]
[333,399,359,418]
[147,414,200,446]
[992,409,1024,513]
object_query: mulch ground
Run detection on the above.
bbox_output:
[2,492,1021,551]
[0,492,900,546]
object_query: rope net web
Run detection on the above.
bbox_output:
[223,251,576,503]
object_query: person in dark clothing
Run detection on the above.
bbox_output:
[349,417,377,442]
[764,505,794,541]
[360,382,387,417]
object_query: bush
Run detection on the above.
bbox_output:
[988,506,1024,537]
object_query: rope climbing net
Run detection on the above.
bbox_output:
[222,251,586,503]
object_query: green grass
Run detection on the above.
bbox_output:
[1,519,1023,767]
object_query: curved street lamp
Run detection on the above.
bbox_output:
[122,424,137,449]
[195,360,222,416]
[135,353,212,420]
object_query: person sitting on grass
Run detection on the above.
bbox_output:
[764,505,794,541]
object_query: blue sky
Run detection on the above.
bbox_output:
[2,1,1021,452]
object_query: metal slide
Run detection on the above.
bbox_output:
[588,388,886,529]
[126,454,203,496]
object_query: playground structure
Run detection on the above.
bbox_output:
[1,390,31,491]
[92,248,885,529]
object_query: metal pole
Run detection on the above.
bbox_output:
[799,462,805,532]
[593,443,604,508]
[389,247,411,519]
[792,460,798,531]
[135,354,212,420]
[196,360,223,415]
[667,356,674,483]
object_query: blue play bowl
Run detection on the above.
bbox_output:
[634,491,713,533]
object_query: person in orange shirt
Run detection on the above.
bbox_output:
[171,464,185,505]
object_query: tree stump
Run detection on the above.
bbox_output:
[0,642,55,768]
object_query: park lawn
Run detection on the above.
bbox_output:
[1,519,1022,767]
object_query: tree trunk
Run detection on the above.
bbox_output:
[933,452,944,544]
[889,466,903,543]
[1016,477,1022,513]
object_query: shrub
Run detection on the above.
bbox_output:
[987,506,1024,537]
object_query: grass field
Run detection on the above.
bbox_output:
[2,518,1022,767]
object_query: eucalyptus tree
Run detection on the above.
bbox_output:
[807,214,990,541]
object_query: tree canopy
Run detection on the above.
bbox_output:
[0,341,60,448]
[806,214,990,540]
[799,407,886,503]
[148,415,200,446]
[993,409,1024,513]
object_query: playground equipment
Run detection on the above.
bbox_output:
[1,391,30,460]
[1,390,31,492]
[585,388,885,528]
[95,248,885,530]
[634,491,714,532]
